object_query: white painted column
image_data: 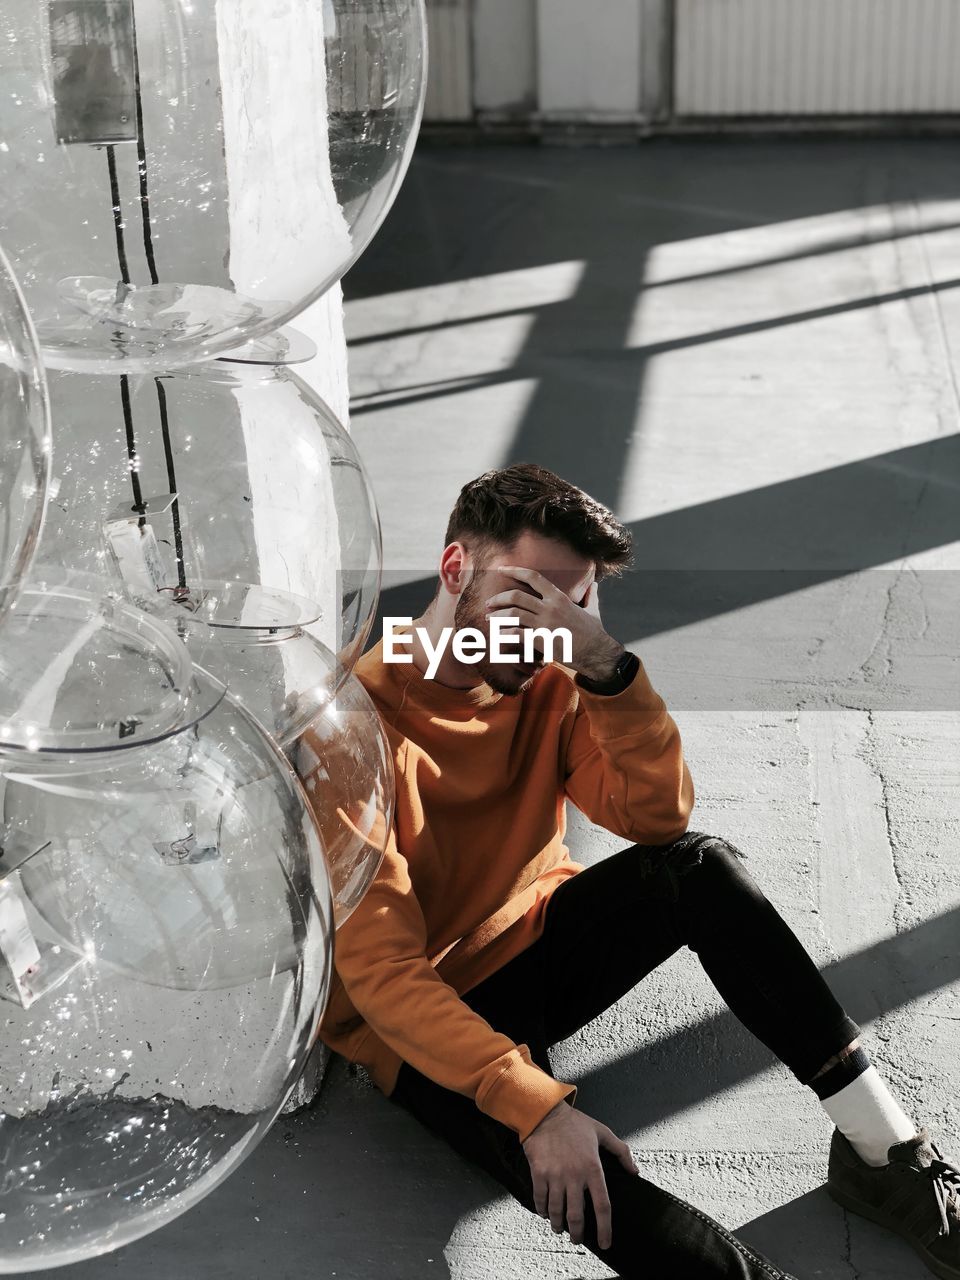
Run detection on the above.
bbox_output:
[213,0,350,424]
[536,0,642,121]
[472,0,537,116]
[422,0,473,121]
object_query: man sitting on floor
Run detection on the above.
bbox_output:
[315,462,959,1279]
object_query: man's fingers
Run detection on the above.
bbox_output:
[485,605,538,622]
[548,1181,566,1234]
[599,1127,640,1176]
[587,1167,613,1251]
[532,1171,548,1219]
[565,1181,586,1245]
[496,565,556,598]
[484,589,543,612]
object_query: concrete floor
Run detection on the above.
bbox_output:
[50,139,960,1279]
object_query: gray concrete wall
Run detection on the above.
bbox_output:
[428,0,960,125]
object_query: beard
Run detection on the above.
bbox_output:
[454,573,544,697]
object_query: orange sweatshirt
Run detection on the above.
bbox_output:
[316,636,695,1142]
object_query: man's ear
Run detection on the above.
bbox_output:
[438,542,469,597]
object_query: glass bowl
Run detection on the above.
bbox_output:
[296,671,393,925]
[0,580,224,755]
[42,363,381,674]
[0,689,333,1271]
[0,244,50,621]
[0,0,426,371]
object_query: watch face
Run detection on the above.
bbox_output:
[617,651,639,681]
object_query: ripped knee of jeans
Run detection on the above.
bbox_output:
[641,830,748,880]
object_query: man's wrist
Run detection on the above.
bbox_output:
[575,636,626,686]
[576,648,640,696]
[523,1098,572,1146]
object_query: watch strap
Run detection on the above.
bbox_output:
[576,649,640,696]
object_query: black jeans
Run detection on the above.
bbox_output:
[392,832,861,1279]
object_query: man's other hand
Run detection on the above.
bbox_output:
[521,1101,639,1249]
[485,567,624,683]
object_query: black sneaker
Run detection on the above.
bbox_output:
[828,1128,960,1279]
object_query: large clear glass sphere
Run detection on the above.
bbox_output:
[41,363,381,674]
[0,692,333,1272]
[0,0,426,371]
[0,579,224,754]
[296,672,392,925]
[0,245,51,621]
[169,620,342,751]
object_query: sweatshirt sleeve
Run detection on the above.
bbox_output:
[563,657,694,843]
[332,811,576,1142]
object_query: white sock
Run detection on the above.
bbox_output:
[820,1066,918,1167]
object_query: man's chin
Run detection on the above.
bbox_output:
[484,662,544,696]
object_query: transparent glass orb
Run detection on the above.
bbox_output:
[0,245,51,620]
[296,672,392,926]
[141,608,356,753]
[166,620,340,752]
[0,0,426,371]
[0,692,333,1272]
[41,363,381,675]
[0,579,224,754]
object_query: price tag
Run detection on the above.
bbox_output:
[0,879,42,1005]
[103,493,178,596]
[105,519,167,594]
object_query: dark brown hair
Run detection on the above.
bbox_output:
[444,463,632,580]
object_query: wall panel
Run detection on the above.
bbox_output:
[675,0,960,116]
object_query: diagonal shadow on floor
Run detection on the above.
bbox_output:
[346,215,960,351]
[350,272,960,424]
[573,904,960,1135]
[372,432,960,648]
[347,139,960,526]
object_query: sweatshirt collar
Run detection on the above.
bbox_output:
[377,630,504,711]
[397,663,504,710]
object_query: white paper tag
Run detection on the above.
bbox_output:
[105,519,167,594]
[0,878,42,987]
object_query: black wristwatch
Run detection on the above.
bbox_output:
[576,649,640,696]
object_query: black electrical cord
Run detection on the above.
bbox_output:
[110,6,189,588]
[154,379,187,591]
[106,143,131,286]
[129,3,159,286]
[118,374,146,528]
[108,136,147,528]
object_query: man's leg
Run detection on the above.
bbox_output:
[391,975,798,1280]
[393,892,804,1278]
[538,831,959,1278]
[539,831,860,1082]
[539,832,923,1156]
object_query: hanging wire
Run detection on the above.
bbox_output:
[154,379,187,591]
[106,144,131,285]
[129,4,159,286]
[119,374,146,527]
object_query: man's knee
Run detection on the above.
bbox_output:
[625,831,752,909]
[638,830,747,876]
